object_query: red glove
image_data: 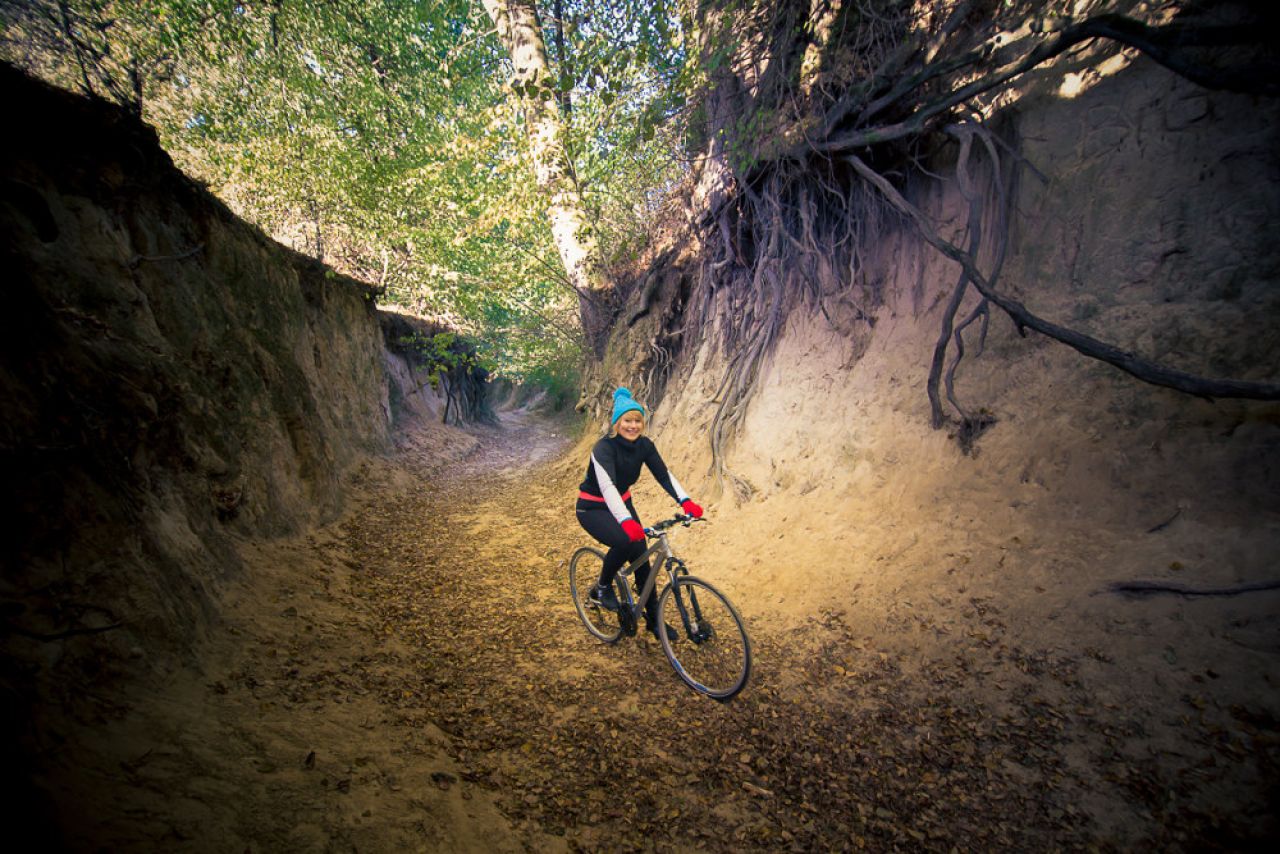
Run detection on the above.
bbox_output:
[621,518,646,542]
[681,499,703,519]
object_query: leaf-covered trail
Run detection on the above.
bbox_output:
[325,410,1119,852]
[87,407,1242,852]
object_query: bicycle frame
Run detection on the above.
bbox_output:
[613,524,690,633]
[572,514,750,699]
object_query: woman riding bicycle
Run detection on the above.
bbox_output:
[576,387,703,641]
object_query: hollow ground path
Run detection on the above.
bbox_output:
[104,409,1198,851]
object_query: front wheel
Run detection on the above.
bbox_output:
[657,576,751,700]
[569,547,627,643]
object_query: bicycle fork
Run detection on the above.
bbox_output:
[664,558,711,644]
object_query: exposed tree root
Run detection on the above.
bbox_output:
[925,121,1011,432]
[1103,580,1280,598]
[1146,509,1182,534]
[847,154,1280,403]
[127,243,205,269]
[655,2,1278,474]
[695,165,890,497]
[3,620,124,641]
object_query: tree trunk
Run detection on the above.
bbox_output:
[478,0,612,357]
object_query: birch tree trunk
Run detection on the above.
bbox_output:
[478,0,612,356]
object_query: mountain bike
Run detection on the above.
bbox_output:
[568,514,751,700]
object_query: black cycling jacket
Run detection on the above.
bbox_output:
[577,435,688,524]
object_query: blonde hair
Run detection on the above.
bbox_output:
[609,409,646,437]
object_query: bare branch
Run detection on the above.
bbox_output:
[847,154,1280,403]
[816,14,1276,157]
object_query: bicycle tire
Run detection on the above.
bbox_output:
[569,547,626,643]
[657,576,751,700]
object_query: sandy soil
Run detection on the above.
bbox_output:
[632,244,1280,849]
[51,401,1278,851]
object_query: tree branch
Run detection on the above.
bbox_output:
[1075,14,1278,97]
[816,14,1276,157]
[847,154,1280,403]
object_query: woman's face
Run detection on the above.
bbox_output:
[615,410,645,441]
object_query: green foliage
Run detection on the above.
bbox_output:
[396,331,476,390]
[516,347,581,411]
[0,0,699,394]
[536,0,693,265]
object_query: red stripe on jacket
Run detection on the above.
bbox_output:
[578,489,631,503]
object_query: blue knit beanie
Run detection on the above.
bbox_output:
[611,387,645,425]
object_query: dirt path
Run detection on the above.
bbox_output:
[70,409,1260,851]
[238,410,1114,851]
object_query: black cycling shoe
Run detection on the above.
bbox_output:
[589,583,620,612]
[646,621,678,642]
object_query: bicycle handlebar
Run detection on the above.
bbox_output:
[645,514,706,536]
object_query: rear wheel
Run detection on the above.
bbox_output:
[657,576,751,700]
[569,547,626,643]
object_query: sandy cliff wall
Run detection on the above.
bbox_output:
[617,52,1280,600]
[590,49,1280,840]
[0,64,391,743]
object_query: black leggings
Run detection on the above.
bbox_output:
[575,500,658,621]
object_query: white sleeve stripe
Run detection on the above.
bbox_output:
[668,472,689,504]
[591,453,633,524]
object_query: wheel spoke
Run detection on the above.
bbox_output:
[658,577,750,699]
[569,548,625,643]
